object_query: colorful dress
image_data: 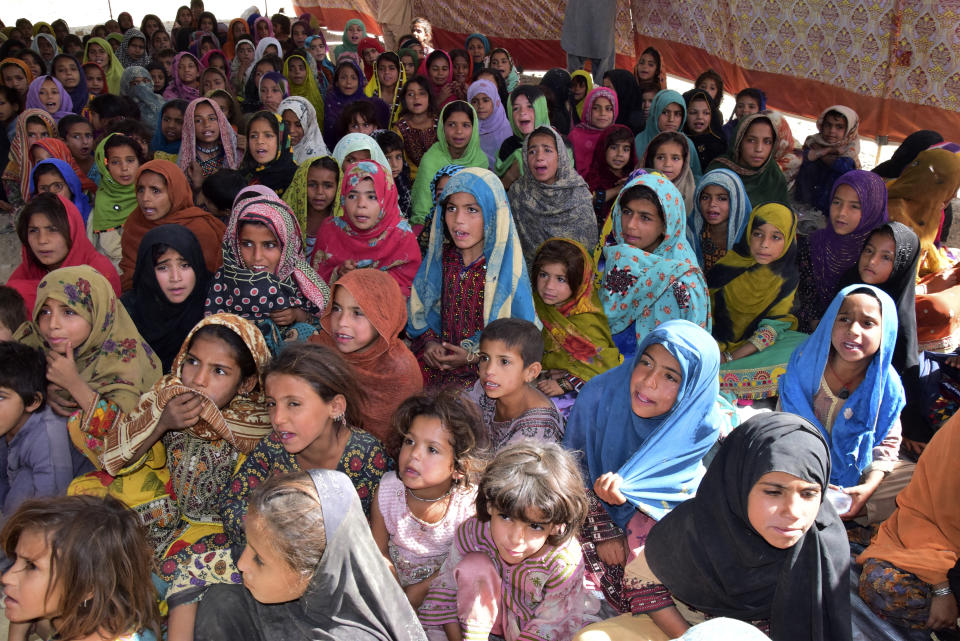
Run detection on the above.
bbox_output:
[393,117,437,178]
[466,380,564,450]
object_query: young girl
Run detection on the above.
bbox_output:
[682,88,727,169]
[195,469,424,640]
[51,54,89,116]
[24,76,73,121]
[410,101,488,228]
[633,46,663,91]
[419,441,600,639]
[278,95,329,164]
[1,109,56,208]
[466,33,491,74]
[177,97,240,187]
[83,37,123,93]
[532,238,621,401]
[1,495,162,641]
[707,111,788,207]
[323,59,366,146]
[162,52,201,101]
[634,89,702,177]
[370,389,486,607]
[780,285,909,525]
[257,71,288,113]
[494,85,550,188]
[306,33,336,92]
[1,58,32,102]
[489,47,520,92]
[795,169,889,332]
[374,129,414,217]
[598,174,710,358]
[585,124,637,229]
[149,99,187,163]
[393,75,438,178]
[83,62,108,98]
[570,70,593,124]
[282,53,325,131]
[365,51,406,127]
[331,132,393,179]
[420,50,457,108]
[337,100,382,138]
[333,18,367,59]
[795,105,861,213]
[312,160,421,294]
[467,77,513,170]
[686,168,751,275]
[720,87,765,143]
[408,167,538,389]
[285,155,340,260]
[91,133,144,267]
[569,86,618,178]
[242,111,298,197]
[603,69,645,134]
[206,189,329,353]
[644,131,695,215]
[29,157,93,222]
[508,125,598,263]
[116,28,151,69]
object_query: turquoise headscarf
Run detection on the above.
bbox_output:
[407,166,538,341]
[563,318,724,527]
[686,168,752,268]
[635,89,702,177]
[779,284,905,487]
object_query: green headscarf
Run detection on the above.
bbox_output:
[83,36,124,94]
[493,86,549,177]
[91,133,139,231]
[707,112,790,207]
[333,19,366,59]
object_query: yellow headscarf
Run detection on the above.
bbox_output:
[83,37,123,94]
[283,54,324,131]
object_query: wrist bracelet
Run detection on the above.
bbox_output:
[933,586,953,597]
[723,350,733,363]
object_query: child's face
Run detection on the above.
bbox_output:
[361,48,379,67]
[259,78,284,112]
[526,133,558,184]
[336,67,359,95]
[748,222,785,265]
[470,93,493,120]
[697,78,719,100]
[329,286,378,354]
[686,99,710,134]
[346,23,364,44]
[747,471,821,549]
[511,95,535,135]
[238,222,282,274]
[698,184,729,227]
[467,38,486,63]
[26,212,69,268]
[31,146,52,164]
[343,149,371,165]
[829,183,861,235]
[178,56,199,84]
[400,56,416,79]
[292,25,307,48]
[154,31,172,52]
[106,145,140,186]
[429,57,450,87]
[858,232,896,285]
[347,116,375,136]
[1,65,28,95]
[53,58,81,90]
[86,67,105,95]
[237,512,311,604]
[478,338,541,400]
[282,110,304,146]
[488,505,559,565]
[536,261,573,307]
[310,39,327,63]
[136,171,172,221]
[202,70,227,94]
[161,108,185,143]
[734,96,760,120]
[570,77,587,102]
[1,529,61,623]
[181,333,249,410]
[651,141,684,180]
[590,97,615,129]
[444,191,484,257]
[38,298,92,355]
[307,165,338,214]
[248,119,279,165]
[490,52,510,78]
[287,57,307,86]
[0,385,39,437]
[657,102,683,133]
[64,123,94,161]
[398,414,458,498]
[127,37,146,59]
[620,197,664,252]
[821,113,848,145]
[35,171,71,199]
[194,102,222,145]
[385,149,404,178]
[343,176,382,231]
[377,60,399,88]
[25,123,49,148]
[444,111,473,156]
[640,90,656,120]
[635,53,657,81]
[404,82,429,115]
[151,68,167,92]
[0,93,16,122]
[452,56,470,84]
[236,43,254,66]
[264,372,346,454]
[256,21,270,39]
[630,343,681,418]
[740,121,774,169]
[831,293,883,365]
[605,140,631,173]
[86,42,108,68]
[154,247,197,305]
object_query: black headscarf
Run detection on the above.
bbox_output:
[872,130,944,179]
[603,68,645,134]
[121,225,211,373]
[683,87,727,169]
[539,67,572,136]
[242,111,298,197]
[646,413,852,641]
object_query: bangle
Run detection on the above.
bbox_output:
[933,586,953,597]
[723,350,734,363]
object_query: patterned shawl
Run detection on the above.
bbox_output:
[25,75,74,120]
[177,97,239,174]
[162,52,201,101]
[116,28,151,68]
[2,109,57,197]
[278,96,329,164]
[686,168,752,268]
[90,133,139,232]
[284,54,326,131]
[803,105,860,164]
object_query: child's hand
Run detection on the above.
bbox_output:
[188,159,204,188]
[340,259,358,275]
[422,341,448,369]
[594,472,627,505]
[270,307,308,326]
[595,536,628,566]
[536,379,565,397]
[900,437,927,459]
[157,391,204,433]
[46,383,80,417]
[835,474,882,520]
[45,342,83,390]
[437,342,470,370]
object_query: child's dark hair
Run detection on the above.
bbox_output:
[0,341,46,408]
[822,109,848,130]
[17,193,71,255]
[392,389,490,487]
[337,100,381,138]
[305,155,341,182]
[89,94,134,121]
[533,239,586,295]
[605,125,634,151]
[473,66,507,105]
[187,324,258,381]
[201,169,249,212]
[619,184,664,222]
[162,99,189,120]
[0,286,27,333]
[105,118,150,143]
[442,100,475,126]
[263,343,367,429]
[25,115,47,130]
[0,86,21,119]
[0,495,162,640]
[448,48,470,68]
[399,75,437,117]
[644,131,689,168]
[475,440,587,547]
[635,46,662,91]
[736,88,764,107]
[17,50,46,76]
[528,125,557,149]
[57,114,91,139]
[243,112,281,170]
[31,163,69,193]
[694,69,724,103]
[479,318,544,367]
[103,133,146,164]
[255,54,283,75]
[333,60,361,87]
[373,129,403,155]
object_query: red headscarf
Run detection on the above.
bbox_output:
[356,37,384,82]
[31,138,98,195]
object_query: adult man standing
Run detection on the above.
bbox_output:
[561,0,617,84]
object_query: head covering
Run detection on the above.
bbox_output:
[873,129,944,179]
[151,100,185,156]
[643,131,696,215]
[333,18,367,58]
[82,61,109,95]
[24,75,73,120]
[258,70,289,106]
[82,37,123,94]
[569,86,618,174]
[509,126,597,262]
[418,49,454,107]
[278,96,329,164]
[90,133,140,232]
[284,53,325,127]
[30,33,59,65]
[6,194,120,312]
[804,105,860,165]
[708,203,798,346]
[356,36,384,80]
[646,412,852,641]
[779,284,905,486]
[534,238,621,381]
[177,96,239,174]
[465,32,490,73]
[162,52,202,101]
[539,67,573,135]
[14,265,162,413]
[363,51,406,127]
[286,155,341,241]
[584,123,638,194]
[200,49,230,79]
[599,173,709,337]
[120,225,212,372]
[466,78,512,169]
[493,85,549,177]
[635,89,686,154]
[51,54,88,112]
[116,28,151,68]
[243,111,298,196]
[670,619,772,641]
[604,68,643,132]
[28,137,97,197]
[312,160,421,295]
[0,58,33,87]
[119,159,226,290]
[687,168,751,268]
[311,269,422,445]
[224,18,250,58]
[120,65,165,131]
[410,101,489,226]
[570,69,594,121]
[28,158,92,221]
[3,109,57,198]
[331,132,390,178]
[407,166,538,340]
[808,169,889,313]
[206,191,329,320]
[252,16,275,43]
[491,47,519,92]
[563,319,723,526]
[709,112,790,206]
[321,58,366,143]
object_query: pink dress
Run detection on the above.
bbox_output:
[378,471,478,586]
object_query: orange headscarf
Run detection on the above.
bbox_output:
[224,18,250,59]
[0,58,34,87]
[30,138,98,195]
[118,159,226,290]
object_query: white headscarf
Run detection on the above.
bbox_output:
[278,96,329,164]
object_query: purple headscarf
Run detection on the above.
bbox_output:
[323,58,368,144]
[51,54,89,113]
[467,79,512,170]
[162,52,201,101]
[25,75,74,120]
[809,169,889,310]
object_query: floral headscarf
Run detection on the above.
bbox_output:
[116,28,151,68]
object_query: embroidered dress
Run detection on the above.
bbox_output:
[393,117,437,176]
[465,380,564,450]
[177,97,239,179]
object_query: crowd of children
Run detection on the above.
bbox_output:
[0,7,959,641]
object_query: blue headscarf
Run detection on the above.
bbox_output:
[779,284,905,487]
[407,166,538,341]
[151,101,184,156]
[686,168,752,268]
[563,319,724,527]
[634,89,702,177]
[51,54,89,113]
[29,159,92,222]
